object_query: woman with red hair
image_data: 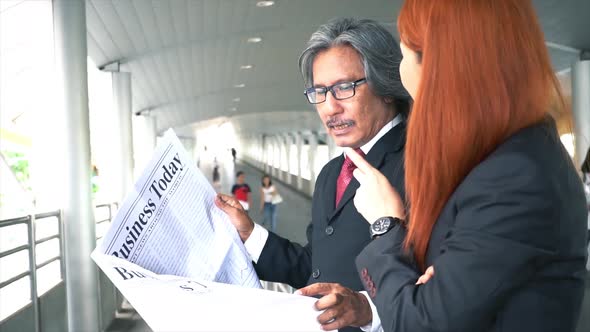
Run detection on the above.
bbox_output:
[346,0,588,331]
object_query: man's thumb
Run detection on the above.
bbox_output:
[215,194,232,211]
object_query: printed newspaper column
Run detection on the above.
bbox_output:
[93,129,260,287]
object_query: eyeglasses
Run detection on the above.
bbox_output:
[304,78,367,104]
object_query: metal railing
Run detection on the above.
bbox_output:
[0,210,63,332]
[93,202,123,332]
[0,202,119,331]
[95,202,118,241]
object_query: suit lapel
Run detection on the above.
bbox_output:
[323,155,343,219]
[327,122,406,224]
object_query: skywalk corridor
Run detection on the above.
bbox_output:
[1,0,589,331]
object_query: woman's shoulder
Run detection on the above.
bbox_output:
[471,119,564,180]
[457,118,582,207]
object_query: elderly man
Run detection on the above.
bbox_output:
[215,17,409,332]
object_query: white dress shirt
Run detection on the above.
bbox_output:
[244,114,403,332]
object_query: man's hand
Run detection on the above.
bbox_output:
[214,193,255,242]
[296,283,372,331]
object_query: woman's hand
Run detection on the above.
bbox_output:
[416,266,435,285]
[346,148,405,224]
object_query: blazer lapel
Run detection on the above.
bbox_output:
[323,155,343,218]
[327,122,406,223]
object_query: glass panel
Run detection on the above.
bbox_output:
[36,259,61,296]
[35,238,59,265]
[0,223,28,253]
[94,205,111,223]
[0,249,29,283]
[0,0,56,216]
[314,145,330,178]
[95,221,111,240]
[0,275,31,321]
[300,145,311,180]
[35,215,58,240]
[272,143,281,169]
[280,144,289,173]
[289,144,298,176]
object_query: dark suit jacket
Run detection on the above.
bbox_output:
[356,118,588,332]
[254,123,406,332]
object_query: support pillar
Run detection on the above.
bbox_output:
[283,133,293,185]
[258,134,264,169]
[278,135,286,182]
[295,132,303,190]
[52,1,99,331]
[308,132,318,194]
[133,114,156,174]
[263,135,270,174]
[572,58,590,168]
[112,72,134,200]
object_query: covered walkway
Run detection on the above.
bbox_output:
[1,1,589,332]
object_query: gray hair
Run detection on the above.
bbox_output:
[298,17,410,114]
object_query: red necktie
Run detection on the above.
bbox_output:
[335,148,365,207]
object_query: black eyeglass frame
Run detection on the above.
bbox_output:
[303,78,367,104]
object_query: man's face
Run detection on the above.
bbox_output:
[237,174,245,184]
[312,45,392,148]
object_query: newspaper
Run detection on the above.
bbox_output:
[93,254,322,332]
[93,129,260,287]
[91,129,322,331]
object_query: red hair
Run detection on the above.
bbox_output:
[398,0,564,270]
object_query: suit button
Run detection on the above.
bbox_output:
[325,226,334,236]
[312,269,321,279]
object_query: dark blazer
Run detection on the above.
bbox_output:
[356,118,588,332]
[254,122,406,332]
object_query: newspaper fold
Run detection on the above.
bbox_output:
[92,254,322,332]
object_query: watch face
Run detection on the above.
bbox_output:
[372,218,391,233]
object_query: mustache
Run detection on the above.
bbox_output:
[326,119,355,128]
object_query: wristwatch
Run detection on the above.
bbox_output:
[369,216,401,239]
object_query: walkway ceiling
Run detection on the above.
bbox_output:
[85,0,590,138]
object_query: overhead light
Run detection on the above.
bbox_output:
[230,107,238,112]
[256,1,275,7]
[247,37,262,43]
[234,83,245,88]
[233,97,241,102]
[240,64,254,70]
